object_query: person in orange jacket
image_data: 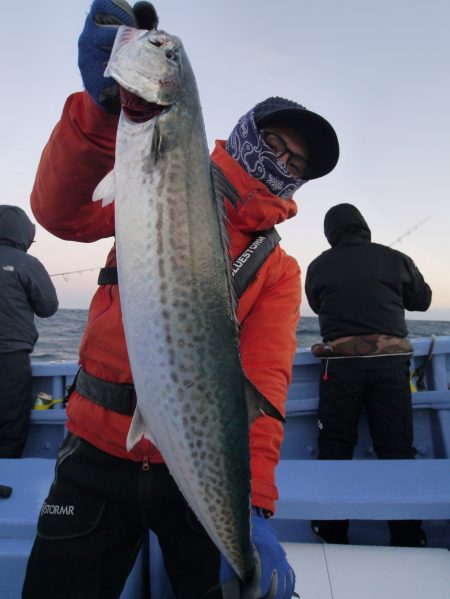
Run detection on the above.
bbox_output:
[22,2,339,598]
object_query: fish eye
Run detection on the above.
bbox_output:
[165,51,177,61]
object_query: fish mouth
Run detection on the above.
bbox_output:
[120,87,170,123]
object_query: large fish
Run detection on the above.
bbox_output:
[94,26,282,587]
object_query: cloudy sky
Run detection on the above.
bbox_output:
[1,0,448,319]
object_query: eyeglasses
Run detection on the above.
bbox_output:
[261,130,309,179]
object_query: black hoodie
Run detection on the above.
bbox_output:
[305,203,432,342]
[0,205,58,352]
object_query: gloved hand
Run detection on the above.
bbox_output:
[220,508,296,599]
[78,0,158,113]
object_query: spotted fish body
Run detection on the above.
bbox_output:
[94,27,264,581]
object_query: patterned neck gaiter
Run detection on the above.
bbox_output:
[226,109,306,200]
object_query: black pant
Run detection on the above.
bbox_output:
[317,357,415,460]
[22,434,220,599]
[0,350,33,457]
[313,357,426,547]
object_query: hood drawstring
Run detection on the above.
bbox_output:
[322,359,329,381]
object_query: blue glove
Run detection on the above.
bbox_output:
[220,508,296,599]
[78,0,158,113]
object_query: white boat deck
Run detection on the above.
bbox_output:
[285,542,450,599]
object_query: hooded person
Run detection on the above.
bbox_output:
[305,202,432,547]
[22,2,339,598]
[0,205,58,457]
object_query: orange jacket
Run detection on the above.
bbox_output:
[31,92,301,513]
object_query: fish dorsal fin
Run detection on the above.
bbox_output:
[210,163,239,330]
[244,376,285,425]
[93,170,116,207]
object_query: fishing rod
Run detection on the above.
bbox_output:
[50,215,431,279]
[388,215,431,247]
[50,267,101,281]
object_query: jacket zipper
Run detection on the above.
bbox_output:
[142,456,150,471]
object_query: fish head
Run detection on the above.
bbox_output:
[105,27,188,107]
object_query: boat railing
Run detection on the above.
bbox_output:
[25,337,450,460]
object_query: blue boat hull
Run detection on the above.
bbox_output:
[1,336,449,598]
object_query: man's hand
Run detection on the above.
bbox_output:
[78,0,158,113]
[220,509,296,599]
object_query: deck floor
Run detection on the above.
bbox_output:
[2,459,450,598]
[285,542,450,599]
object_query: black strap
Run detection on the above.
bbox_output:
[98,267,119,285]
[91,164,280,415]
[412,334,436,391]
[92,227,280,415]
[76,368,136,415]
[98,229,280,297]
[231,228,281,297]
[63,368,80,408]
[97,166,281,295]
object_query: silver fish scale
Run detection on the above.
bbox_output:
[108,28,255,580]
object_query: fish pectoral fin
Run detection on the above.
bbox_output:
[92,170,116,207]
[126,407,156,450]
[244,377,285,424]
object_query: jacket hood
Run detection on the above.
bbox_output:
[212,140,298,234]
[324,203,371,247]
[0,205,36,251]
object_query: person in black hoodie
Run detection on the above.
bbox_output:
[305,203,432,547]
[0,205,58,457]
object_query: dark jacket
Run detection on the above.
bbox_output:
[305,203,432,342]
[0,205,59,353]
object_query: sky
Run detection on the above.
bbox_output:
[1,0,449,319]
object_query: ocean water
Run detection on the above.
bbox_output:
[33,309,450,362]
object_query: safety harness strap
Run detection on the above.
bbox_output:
[97,267,118,285]
[98,164,280,295]
[231,228,281,297]
[75,368,136,415]
[98,228,280,297]
[87,166,281,414]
